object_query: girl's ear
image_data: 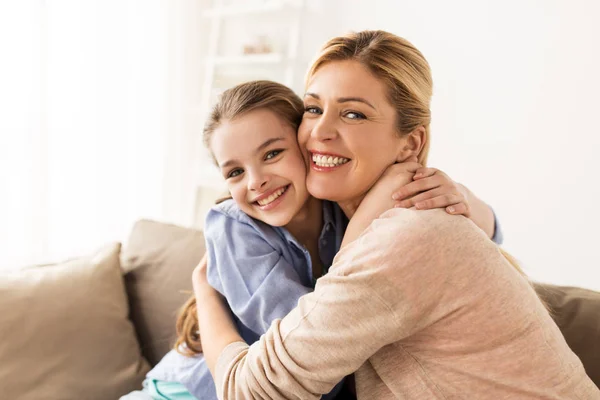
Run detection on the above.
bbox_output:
[396,126,426,162]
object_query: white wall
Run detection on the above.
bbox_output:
[316,0,600,290]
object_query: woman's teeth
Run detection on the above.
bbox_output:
[312,154,350,167]
[257,186,287,206]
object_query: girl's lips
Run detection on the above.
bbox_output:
[255,185,290,211]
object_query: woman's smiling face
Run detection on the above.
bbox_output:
[299,60,407,205]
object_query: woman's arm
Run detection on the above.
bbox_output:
[197,208,487,399]
[192,255,242,376]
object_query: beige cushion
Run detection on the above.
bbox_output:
[535,283,600,387]
[122,219,205,366]
[0,243,149,400]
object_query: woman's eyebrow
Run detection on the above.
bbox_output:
[304,92,376,110]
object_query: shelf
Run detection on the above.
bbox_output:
[208,53,284,66]
[203,1,290,17]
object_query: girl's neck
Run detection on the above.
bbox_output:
[285,196,323,248]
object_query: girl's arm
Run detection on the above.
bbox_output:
[392,167,501,242]
[342,161,503,248]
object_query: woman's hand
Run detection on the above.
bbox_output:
[192,254,210,293]
[392,167,470,216]
[192,253,244,376]
[192,254,222,303]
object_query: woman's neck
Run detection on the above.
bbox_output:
[337,195,366,219]
[285,196,323,246]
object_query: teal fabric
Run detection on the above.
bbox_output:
[145,379,197,400]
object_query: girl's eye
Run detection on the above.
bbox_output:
[344,111,366,120]
[304,106,322,115]
[227,168,243,179]
[265,149,283,160]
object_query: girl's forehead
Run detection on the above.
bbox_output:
[211,110,296,162]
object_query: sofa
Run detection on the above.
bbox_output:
[0,219,598,399]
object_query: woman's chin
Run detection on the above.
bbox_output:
[307,180,347,202]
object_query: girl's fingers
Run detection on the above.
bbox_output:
[394,187,446,208]
[446,202,469,216]
[414,193,464,210]
[392,175,443,200]
[413,167,438,180]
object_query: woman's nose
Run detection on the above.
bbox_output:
[310,115,337,141]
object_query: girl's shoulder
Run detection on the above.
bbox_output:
[205,199,293,248]
[209,198,254,224]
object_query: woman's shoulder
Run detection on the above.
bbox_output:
[376,208,480,238]
[362,208,491,264]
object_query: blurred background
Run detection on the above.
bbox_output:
[1,0,599,290]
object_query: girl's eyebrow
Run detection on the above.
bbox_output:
[255,137,285,154]
[304,92,376,110]
[219,137,285,169]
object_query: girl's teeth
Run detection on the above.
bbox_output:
[257,187,286,206]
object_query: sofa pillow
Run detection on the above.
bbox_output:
[535,283,600,387]
[122,219,206,366]
[0,243,150,400]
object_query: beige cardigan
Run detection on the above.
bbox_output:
[215,209,599,399]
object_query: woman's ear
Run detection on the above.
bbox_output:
[396,126,426,163]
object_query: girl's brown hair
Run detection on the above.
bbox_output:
[174,80,304,356]
[306,30,433,165]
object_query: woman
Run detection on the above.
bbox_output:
[194,31,599,399]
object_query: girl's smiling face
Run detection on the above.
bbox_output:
[210,108,310,227]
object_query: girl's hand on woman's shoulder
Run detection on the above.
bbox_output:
[341,159,421,247]
[391,167,471,217]
[356,158,422,221]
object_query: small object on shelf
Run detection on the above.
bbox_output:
[243,35,273,55]
[210,53,283,65]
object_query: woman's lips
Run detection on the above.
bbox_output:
[310,152,351,172]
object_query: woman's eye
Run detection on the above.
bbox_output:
[304,106,322,115]
[265,149,283,160]
[227,169,243,179]
[344,111,366,120]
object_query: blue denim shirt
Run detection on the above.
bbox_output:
[148,199,348,399]
[147,201,503,399]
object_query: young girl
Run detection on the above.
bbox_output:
[123,80,503,400]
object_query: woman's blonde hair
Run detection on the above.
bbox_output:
[174,80,304,356]
[306,30,433,165]
[306,31,537,290]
